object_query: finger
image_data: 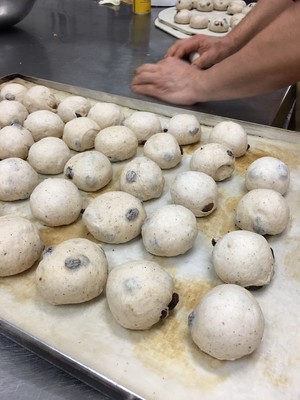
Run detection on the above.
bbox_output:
[132,70,157,86]
[134,63,158,75]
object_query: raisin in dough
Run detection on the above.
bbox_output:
[176,0,193,10]
[123,111,162,144]
[57,95,91,123]
[62,117,100,151]
[24,110,65,141]
[0,124,34,159]
[208,16,230,33]
[0,83,27,102]
[167,114,201,145]
[0,100,28,128]
[196,0,214,11]
[22,85,57,113]
[209,120,248,157]
[143,132,182,169]
[87,102,124,129]
[213,0,229,11]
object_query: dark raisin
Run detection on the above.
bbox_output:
[227,150,234,157]
[160,308,168,319]
[212,238,217,246]
[202,202,214,213]
[65,166,74,179]
[64,255,89,270]
[168,292,179,311]
[44,246,54,255]
[125,208,139,221]
[188,311,195,327]
[126,170,137,183]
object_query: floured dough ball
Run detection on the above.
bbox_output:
[208,16,230,33]
[174,9,192,24]
[62,117,100,151]
[142,204,198,256]
[143,132,182,169]
[236,188,290,235]
[170,171,218,217]
[176,0,193,10]
[106,260,179,330]
[124,111,162,144]
[242,2,256,14]
[197,0,214,11]
[94,125,138,162]
[209,120,248,157]
[230,12,245,27]
[245,156,290,195]
[0,215,44,277]
[22,85,57,113]
[119,157,164,201]
[0,158,38,201]
[35,238,108,305]
[190,14,209,29]
[87,102,124,129]
[0,100,28,127]
[64,150,112,192]
[27,137,71,174]
[167,114,201,145]
[212,230,275,287]
[30,178,83,227]
[24,110,64,141]
[0,124,34,159]
[227,0,246,14]
[190,142,235,181]
[57,96,91,123]
[188,284,265,360]
[0,83,27,102]
[83,191,146,244]
[213,0,229,11]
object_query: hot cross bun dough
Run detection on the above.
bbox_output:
[24,110,65,141]
[196,0,214,11]
[190,142,235,181]
[0,158,39,201]
[188,284,265,360]
[170,171,218,217]
[143,132,182,169]
[27,137,71,175]
[0,83,27,102]
[167,114,201,145]
[190,14,209,29]
[82,191,146,244]
[22,85,58,113]
[242,2,256,14]
[35,238,108,305]
[208,16,230,33]
[176,0,193,10]
[0,100,28,127]
[235,188,290,235]
[142,204,198,256]
[62,117,100,151]
[209,120,248,157]
[245,156,290,195]
[212,230,275,287]
[213,0,229,11]
[0,215,44,277]
[0,124,34,159]
[227,0,246,14]
[57,96,91,123]
[30,178,83,227]
[64,150,112,192]
[174,9,192,24]
[87,102,124,129]
[123,111,162,144]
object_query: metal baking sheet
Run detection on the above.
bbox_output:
[0,74,300,400]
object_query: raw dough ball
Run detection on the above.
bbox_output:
[143,132,182,169]
[196,0,214,11]
[83,191,146,244]
[22,85,57,113]
[142,204,198,256]
[0,158,39,201]
[119,157,164,201]
[167,114,201,145]
[209,120,248,157]
[27,137,71,174]
[35,238,108,305]
[174,9,192,24]
[236,188,290,235]
[0,215,44,277]
[227,0,246,14]
[62,117,100,151]
[245,156,290,195]
[0,100,28,127]
[213,0,229,11]
[230,12,245,27]
[0,83,27,102]
[30,178,83,227]
[212,230,275,287]
[242,2,256,14]
[188,284,265,360]
[124,111,162,144]
[170,171,218,217]
[176,0,193,10]
[87,102,124,129]
[0,124,34,159]
[208,16,230,33]
[94,125,138,162]
[24,110,65,141]
[106,260,178,330]
[190,14,209,29]
[57,95,91,122]
[64,150,112,192]
[190,142,235,181]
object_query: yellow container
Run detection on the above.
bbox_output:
[132,0,151,14]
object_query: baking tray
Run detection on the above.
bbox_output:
[0,74,300,400]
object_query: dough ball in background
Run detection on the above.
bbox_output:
[0,215,44,277]
[35,238,108,305]
[236,188,290,235]
[0,83,27,102]
[0,124,34,159]
[143,132,182,169]
[30,178,83,227]
[0,158,39,201]
[106,260,178,330]
[62,117,100,151]
[174,9,192,24]
[167,114,201,145]
[87,102,124,129]
[227,1,245,14]
[242,2,256,14]
[208,17,230,33]
[209,120,248,157]
[24,110,65,141]
[213,0,229,11]
[22,85,57,113]
[230,12,245,28]
[57,95,91,123]
[27,137,71,175]
[176,0,193,10]
[0,100,28,127]
[197,0,214,11]
[188,284,265,360]
[123,111,162,144]
[189,14,209,29]
[64,150,113,192]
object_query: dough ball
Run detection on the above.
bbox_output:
[83,191,146,244]
[27,137,71,174]
[230,12,245,27]
[167,114,201,145]
[94,125,138,162]
[0,158,39,201]
[142,204,198,256]
[208,16,230,33]
[170,171,218,217]
[143,132,182,169]
[176,0,193,10]
[174,9,192,24]
[245,156,290,195]
[242,2,256,14]
[0,100,28,127]
[87,102,124,129]
[0,124,34,159]
[190,14,209,29]
[57,96,91,123]
[64,150,112,192]
[24,110,65,141]
[188,284,265,360]
[0,215,44,277]
[227,0,246,14]
[22,85,57,113]
[119,157,164,201]
[209,121,248,157]
[212,230,274,287]
[106,260,178,330]
[62,117,100,151]
[190,142,235,181]
[236,188,290,235]
[35,238,108,305]
[196,0,214,11]
[213,0,229,11]
[0,83,27,102]
[123,111,162,144]
[30,178,83,227]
